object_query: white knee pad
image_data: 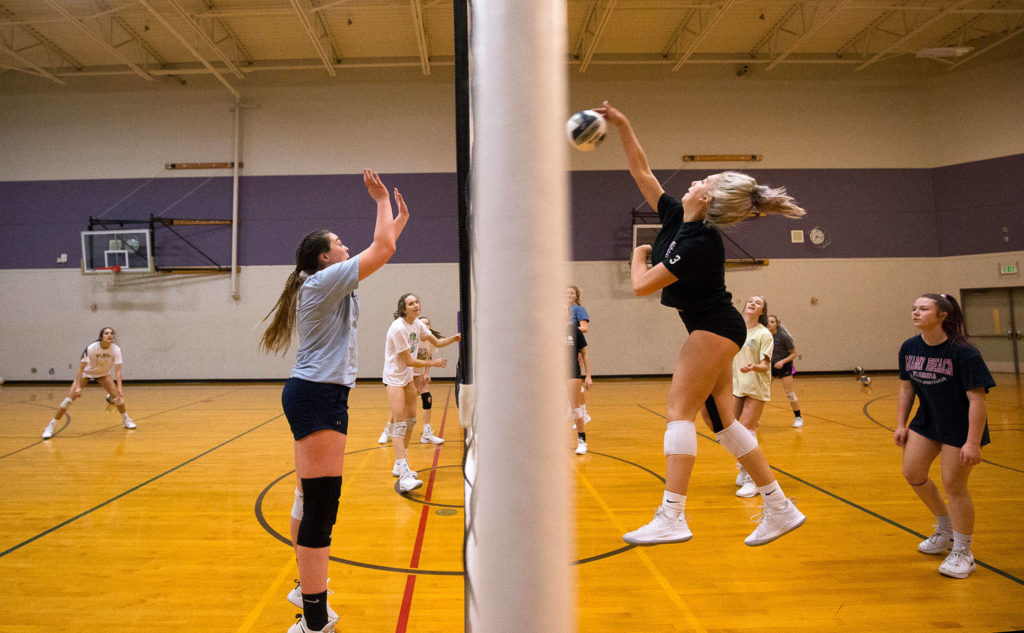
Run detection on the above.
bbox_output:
[717,421,758,458]
[61,397,74,409]
[111,395,125,406]
[291,488,303,521]
[391,419,408,438]
[786,392,798,403]
[664,420,697,456]
[572,406,585,420]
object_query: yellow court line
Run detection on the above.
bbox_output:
[236,556,298,633]
[575,465,709,633]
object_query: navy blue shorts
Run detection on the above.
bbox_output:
[771,361,794,378]
[678,305,746,348]
[281,377,350,441]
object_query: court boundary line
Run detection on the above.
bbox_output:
[0,413,283,559]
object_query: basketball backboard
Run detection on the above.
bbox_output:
[81,229,153,273]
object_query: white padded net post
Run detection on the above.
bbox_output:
[465,1,574,632]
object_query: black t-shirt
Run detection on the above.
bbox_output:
[651,193,733,314]
[898,335,995,447]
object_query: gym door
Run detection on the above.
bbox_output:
[961,287,1024,375]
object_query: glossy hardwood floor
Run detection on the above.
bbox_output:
[1,375,1022,632]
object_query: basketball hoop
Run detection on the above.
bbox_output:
[97,265,121,290]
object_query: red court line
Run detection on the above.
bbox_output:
[395,387,452,633]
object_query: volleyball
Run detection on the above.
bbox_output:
[565,110,606,152]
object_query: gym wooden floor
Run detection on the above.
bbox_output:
[1,375,1022,633]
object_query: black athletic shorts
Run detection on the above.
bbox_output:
[677,305,746,348]
[771,361,794,379]
[281,377,350,441]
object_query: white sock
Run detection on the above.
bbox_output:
[395,458,408,468]
[756,480,788,509]
[121,413,129,421]
[936,514,953,534]
[661,491,686,519]
[952,531,973,553]
[422,424,433,436]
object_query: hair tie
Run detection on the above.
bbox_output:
[297,270,309,280]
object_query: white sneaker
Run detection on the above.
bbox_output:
[744,499,806,546]
[575,438,588,455]
[938,550,976,579]
[122,416,136,430]
[623,507,693,545]
[398,471,423,493]
[287,614,338,633]
[735,464,747,487]
[42,420,56,439]
[286,580,338,619]
[792,416,804,428]
[377,430,390,445]
[420,432,444,444]
[736,473,757,498]
[918,528,953,555]
[392,463,418,478]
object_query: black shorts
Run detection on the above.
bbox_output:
[678,305,746,348]
[281,377,350,441]
[771,361,794,379]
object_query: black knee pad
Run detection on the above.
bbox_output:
[421,392,432,410]
[296,476,342,548]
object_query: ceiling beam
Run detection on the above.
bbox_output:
[765,0,855,70]
[42,0,153,80]
[289,0,338,76]
[573,0,618,72]
[409,0,430,74]
[671,0,738,70]
[136,0,240,98]
[856,0,975,70]
[0,38,65,83]
[162,0,244,79]
[949,22,1024,67]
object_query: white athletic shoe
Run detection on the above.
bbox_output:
[420,432,444,445]
[287,614,338,633]
[42,420,56,439]
[623,507,693,545]
[575,438,588,455]
[744,499,806,546]
[735,464,747,487]
[918,528,954,555]
[398,471,423,493]
[377,430,390,445]
[392,463,418,478]
[938,550,976,579]
[735,473,758,498]
[122,416,136,429]
[792,416,804,428]
[286,580,338,620]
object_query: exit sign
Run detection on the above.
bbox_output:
[1000,263,1018,275]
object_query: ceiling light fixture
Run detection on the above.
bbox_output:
[916,46,974,58]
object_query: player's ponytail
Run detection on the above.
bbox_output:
[705,171,805,228]
[259,230,331,355]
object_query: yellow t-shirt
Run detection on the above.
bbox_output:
[732,323,773,401]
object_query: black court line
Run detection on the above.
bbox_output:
[255,447,659,574]
[861,393,1024,474]
[638,403,1024,587]
[1,415,73,459]
[0,413,283,559]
